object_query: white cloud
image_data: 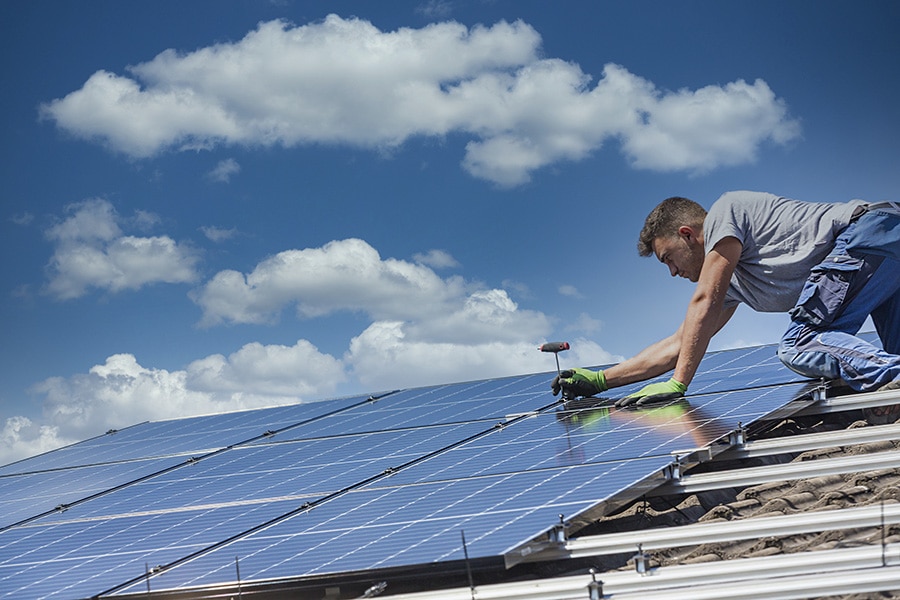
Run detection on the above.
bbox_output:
[201,225,238,242]
[346,323,619,389]
[192,238,469,326]
[44,199,200,299]
[413,249,460,269]
[207,158,241,182]
[4,232,626,465]
[558,284,583,298]
[186,339,345,397]
[0,416,66,467]
[1,329,618,465]
[404,288,551,344]
[131,209,161,231]
[45,198,121,244]
[40,16,800,186]
[0,340,347,465]
[618,73,802,172]
[191,236,614,387]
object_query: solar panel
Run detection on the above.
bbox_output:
[0,394,377,477]
[0,394,392,531]
[0,456,181,530]
[0,341,831,599]
[125,456,676,593]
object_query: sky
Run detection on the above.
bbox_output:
[1,0,898,466]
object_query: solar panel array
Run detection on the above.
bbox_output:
[0,340,826,599]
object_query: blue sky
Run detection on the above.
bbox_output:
[2,0,898,464]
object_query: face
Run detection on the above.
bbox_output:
[652,228,705,283]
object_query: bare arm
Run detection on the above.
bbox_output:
[603,330,682,388]
[673,236,742,386]
[603,237,740,390]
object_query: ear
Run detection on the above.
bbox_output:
[678,225,694,240]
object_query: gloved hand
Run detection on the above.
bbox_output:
[615,378,687,408]
[551,368,607,398]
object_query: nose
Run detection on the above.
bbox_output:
[668,264,678,277]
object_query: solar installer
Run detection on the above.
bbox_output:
[553,191,900,406]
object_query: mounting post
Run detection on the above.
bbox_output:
[633,544,650,575]
[550,514,568,544]
[665,461,682,481]
[587,568,604,599]
[729,423,746,447]
[813,379,830,402]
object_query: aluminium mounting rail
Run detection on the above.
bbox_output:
[714,421,900,460]
[650,448,900,496]
[518,502,900,562]
[766,386,900,420]
[381,542,900,600]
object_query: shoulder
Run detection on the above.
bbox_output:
[710,191,778,214]
[706,191,788,232]
[704,191,778,250]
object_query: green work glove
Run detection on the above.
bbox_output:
[551,368,608,398]
[615,378,687,408]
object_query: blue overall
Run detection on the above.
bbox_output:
[778,203,900,391]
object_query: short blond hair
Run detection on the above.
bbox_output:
[638,197,707,257]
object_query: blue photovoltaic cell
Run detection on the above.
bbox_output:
[0,394,373,477]
[118,455,675,593]
[0,422,493,598]
[48,421,491,523]
[0,339,830,599]
[0,394,379,529]
[0,497,302,600]
[591,344,803,400]
[594,331,881,399]
[250,372,554,445]
[111,382,813,595]
[0,455,183,530]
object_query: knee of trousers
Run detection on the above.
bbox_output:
[777,340,842,380]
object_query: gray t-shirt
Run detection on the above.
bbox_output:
[703,191,863,312]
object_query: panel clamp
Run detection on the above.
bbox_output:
[549,514,568,544]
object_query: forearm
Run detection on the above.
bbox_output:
[604,331,681,389]
[673,296,719,386]
[673,239,741,386]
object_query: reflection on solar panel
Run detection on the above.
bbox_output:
[0,341,826,599]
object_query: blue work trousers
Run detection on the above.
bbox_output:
[778,204,900,391]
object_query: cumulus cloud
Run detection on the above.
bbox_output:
[40,15,800,186]
[192,238,469,326]
[44,199,199,299]
[186,339,345,397]
[190,236,619,387]
[4,233,624,465]
[347,322,617,389]
[0,416,66,467]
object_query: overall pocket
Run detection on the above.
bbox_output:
[788,256,863,327]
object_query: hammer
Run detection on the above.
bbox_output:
[540,341,572,398]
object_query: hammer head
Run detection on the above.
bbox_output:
[539,341,570,354]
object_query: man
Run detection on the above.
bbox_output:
[553,191,900,406]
